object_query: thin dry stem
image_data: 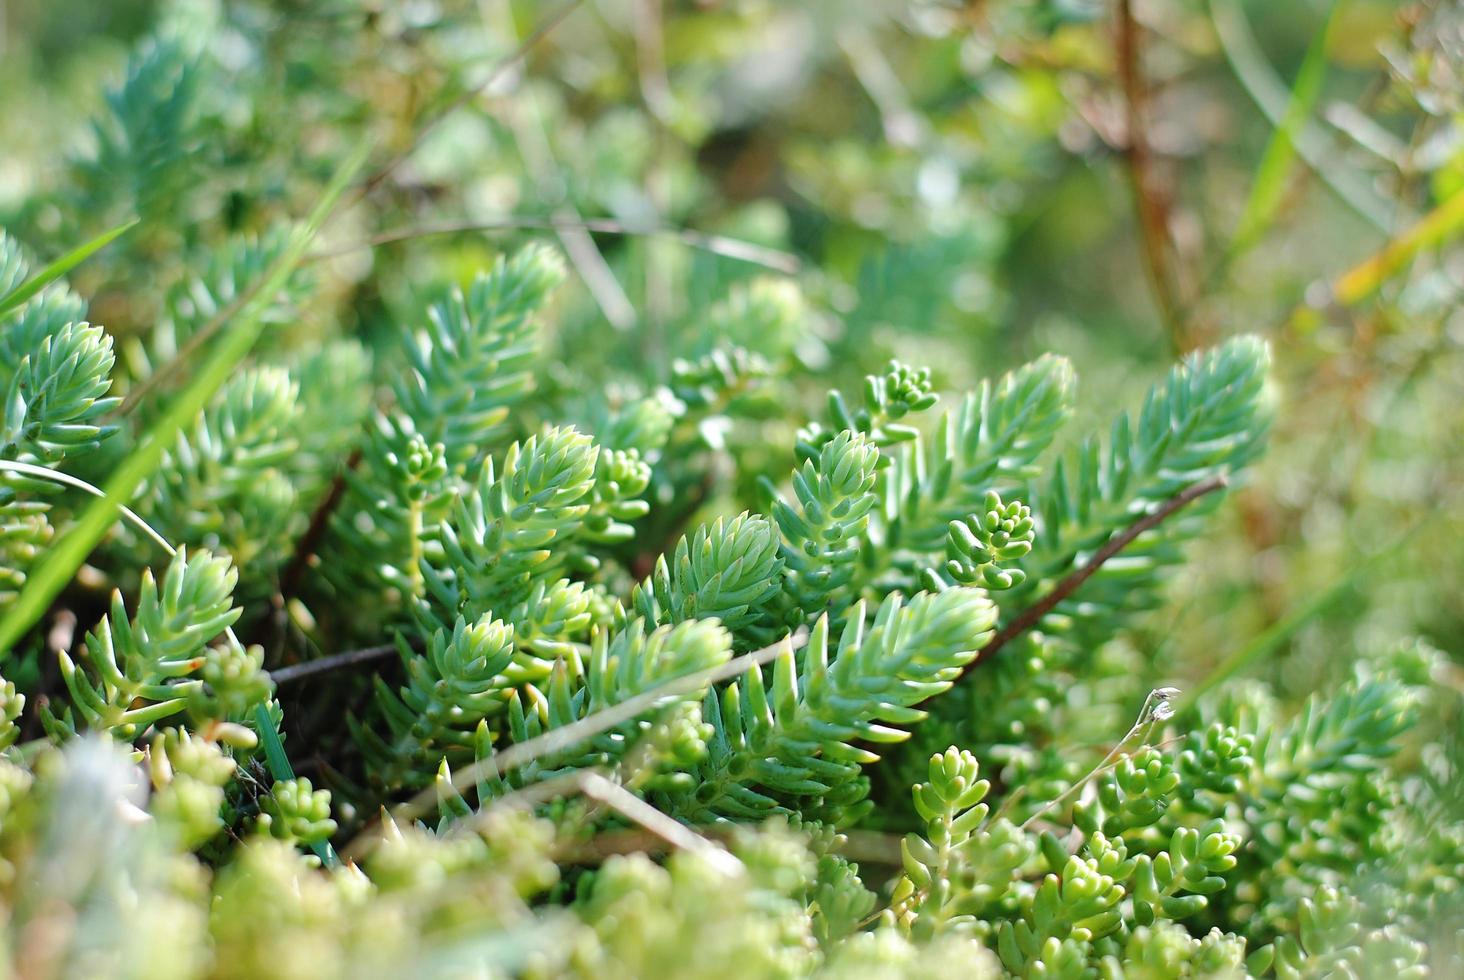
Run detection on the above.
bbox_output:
[1116,0,1188,353]
[310,217,801,275]
[342,627,809,859]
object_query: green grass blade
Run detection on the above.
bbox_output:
[0,143,368,657]
[0,218,138,318]
[1229,3,1337,255]
[254,703,340,867]
[1332,187,1464,305]
[1181,522,1422,707]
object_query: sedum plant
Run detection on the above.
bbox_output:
[0,221,1455,979]
[0,9,1458,969]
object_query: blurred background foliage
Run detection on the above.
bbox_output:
[0,0,1460,710]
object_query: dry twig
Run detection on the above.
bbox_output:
[342,627,809,859]
[939,474,1228,697]
[1116,0,1188,353]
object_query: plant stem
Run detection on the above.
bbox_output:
[271,641,402,685]
[309,217,800,274]
[254,703,339,867]
[1116,0,1188,354]
[343,627,809,859]
[938,474,1228,698]
[275,449,361,605]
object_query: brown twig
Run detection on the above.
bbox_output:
[270,639,402,686]
[480,769,740,873]
[941,474,1229,696]
[1116,0,1188,353]
[275,449,362,605]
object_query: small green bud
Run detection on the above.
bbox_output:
[259,776,337,846]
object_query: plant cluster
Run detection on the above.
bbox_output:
[0,2,1459,979]
[0,218,1458,977]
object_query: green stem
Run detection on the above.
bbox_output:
[406,498,425,596]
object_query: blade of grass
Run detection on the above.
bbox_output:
[1180,522,1422,707]
[0,466,338,868]
[1230,3,1338,255]
[0,144,368,657]
[1331,187,1464,306]
[254,703,339,867]
[0,218,138,318]
[1210,0,1395,233]
[0,460,173,554]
